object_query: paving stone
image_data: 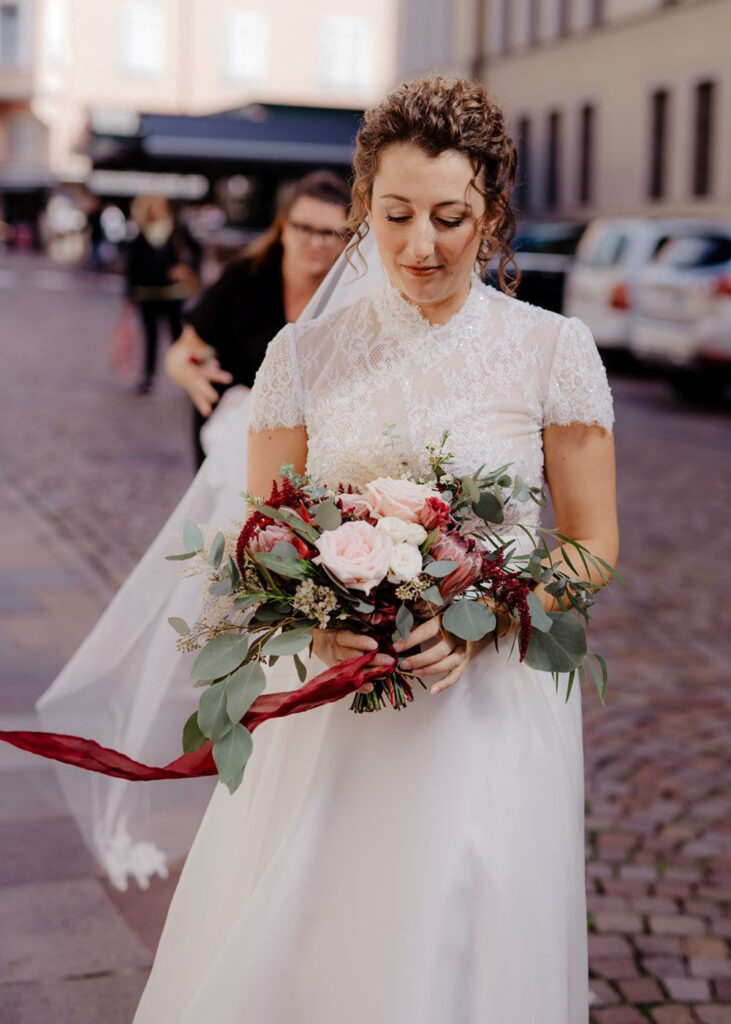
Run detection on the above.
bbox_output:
[589,979,621,1006]
[690,957,731,979]
[0,878,151,982]
[650,915,707,937]
[664,976,712,1002]
[595,911,645,934]
[685,937,729,959]
[617,977,664,1003]
[642,956,688,978]
[634,934,684,955]
[591,957,641,981]
[0,816,96,886]
[590,934,636,958]
[695,1009,731,1024]
[593,1007,647,1024]
[0,971,148,1024]
[651,1009,697,1024]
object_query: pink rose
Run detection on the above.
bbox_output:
[364,477,441,524]
[419,496,452,530]
[249,523,310,558]
[431,533,483,601]
[338,493,374,519]
[314,521,393,594]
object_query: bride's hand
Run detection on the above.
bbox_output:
[395,617,488,695]
[312,628,393,694]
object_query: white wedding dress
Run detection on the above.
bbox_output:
[133,275,613,1023]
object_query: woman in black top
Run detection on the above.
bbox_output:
[165,171,350,466]
[125,194,201,394]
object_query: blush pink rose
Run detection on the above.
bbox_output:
[338,493,374,519]
[431,533,483,601]
[364,477,441,524]
[249,523,310,558]
[314,521,393,594]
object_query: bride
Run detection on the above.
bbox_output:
[54,76,618,1021]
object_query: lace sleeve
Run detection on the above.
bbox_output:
[543,316,614,431]
[248,325,305,432]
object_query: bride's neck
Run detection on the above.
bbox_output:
[401,280,472,326]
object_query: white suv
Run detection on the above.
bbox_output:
[564,218,713,355]
[630,223,731,401]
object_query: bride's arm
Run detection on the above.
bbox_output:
[247,425,309,499]
[539,422,619,611]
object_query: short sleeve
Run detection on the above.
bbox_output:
[248,324,305,432]
[543,316,614,431]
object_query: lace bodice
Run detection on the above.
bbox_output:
[249,278,613,533]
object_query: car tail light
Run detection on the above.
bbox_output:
[609,282,631,310]
[713,276,731,297]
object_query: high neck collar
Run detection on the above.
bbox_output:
[374,276,482,334]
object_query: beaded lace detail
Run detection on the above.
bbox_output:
[249,278,613,533]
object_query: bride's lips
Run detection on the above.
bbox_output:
[402,265,442,278]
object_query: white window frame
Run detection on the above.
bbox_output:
[318,15,373,93]
[224,8,269,85]
[119,1,167,78]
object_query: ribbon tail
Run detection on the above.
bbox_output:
[0,651,396,782]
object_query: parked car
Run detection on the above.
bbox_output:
[485,221,586,313]
[564,217,717,357]
[630,223,731,402]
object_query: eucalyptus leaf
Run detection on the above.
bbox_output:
[167,616,190,635]
[254,551,308,579]
[262,626,314,657]
[251,602,291,624]
[213,724,253,793]
[421,527,441,553]
[165,551,198,561]
[226,661,266,722]
[182,711,207,753]
[442,600,496,642]
[209,578,233,597]
[472,491,504,525]
[183,519,204,554]
[191,633,249,682]
[460,477,480,503]
[422,585,444,606]
[234,593,265,609]
[208,532,226,569]
[353,600,376,614]
[198,680,233,742]
[228,555,241,589]
[523,612,587,673]
[424,560,459,578]
[313,500,342,531]
[293,653,308,683]
[395,603,414,643]
[526,592,552,633]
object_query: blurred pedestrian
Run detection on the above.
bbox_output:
[124,194,202,395]
[165,170,350,465]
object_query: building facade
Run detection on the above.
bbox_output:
[453,0,731,220]
[0,0,399,191]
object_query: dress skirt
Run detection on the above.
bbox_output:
[133,644,588,1024]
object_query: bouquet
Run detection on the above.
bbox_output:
[167,436,620,792]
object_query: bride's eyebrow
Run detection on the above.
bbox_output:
[377,193,469,209]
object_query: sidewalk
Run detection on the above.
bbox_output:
[0,483,174,1023]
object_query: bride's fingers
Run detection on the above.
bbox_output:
[399,638,455,670]
[335,631,379,653]
[430,658,469,695]
[415,651,464,677]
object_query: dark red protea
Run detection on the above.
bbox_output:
[431,533,483,602]
[236,478,313,574]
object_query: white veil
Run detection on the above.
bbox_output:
[37,230,384,890]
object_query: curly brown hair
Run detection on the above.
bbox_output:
[349,75,520,295]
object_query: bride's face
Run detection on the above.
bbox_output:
[368,142,487,322]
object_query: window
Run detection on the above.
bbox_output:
[545,110,561,209]
[44,0,72,69]
[225,10,268,84]
[528,0,539,44]
[648,89,669,199]
[119,2,166,77]
[319,16,373,92]
[557,0,570,35]
[692,80,715,197]
[0,2,20,66]
[578,230,628,267]
[499,0,511,52]
[578,103,594,204]
[514,117,531,212]
[655,234,731,268]
[589,0,604,25]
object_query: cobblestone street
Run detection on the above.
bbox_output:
[0,253,730,1022]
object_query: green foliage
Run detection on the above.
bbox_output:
[167,617,190,635]
[526,592,552,633]
[208,532,226,569]
[191,633,249,682]
[523,612,587,673]
[183,519,204,554]
[213,724,253,793]
[312,500,342,531]
[226,662,266,722]
[262,626,314,657]
[472,491,504,525]
[182,711,207,753]
[424,560,459,578]
[198,680,232,742]
[442,600,496,642]
[395,603,414,643]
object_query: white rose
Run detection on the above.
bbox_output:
[376,516,410,545]
[388,543,423,583]
[403,523,428,546]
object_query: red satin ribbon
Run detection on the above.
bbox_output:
[0,652,393,782]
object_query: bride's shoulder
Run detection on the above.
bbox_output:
[481,279,564,334]
[480,279,598,357]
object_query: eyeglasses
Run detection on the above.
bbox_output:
[287,219,348,245]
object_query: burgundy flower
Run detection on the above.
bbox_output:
[431,533,483,601]
[419,497,452,530]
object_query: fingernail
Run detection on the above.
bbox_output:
[399,659,411,669]
[365,638,378,650]
[430,684,440,695]
[393,640,404,652]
